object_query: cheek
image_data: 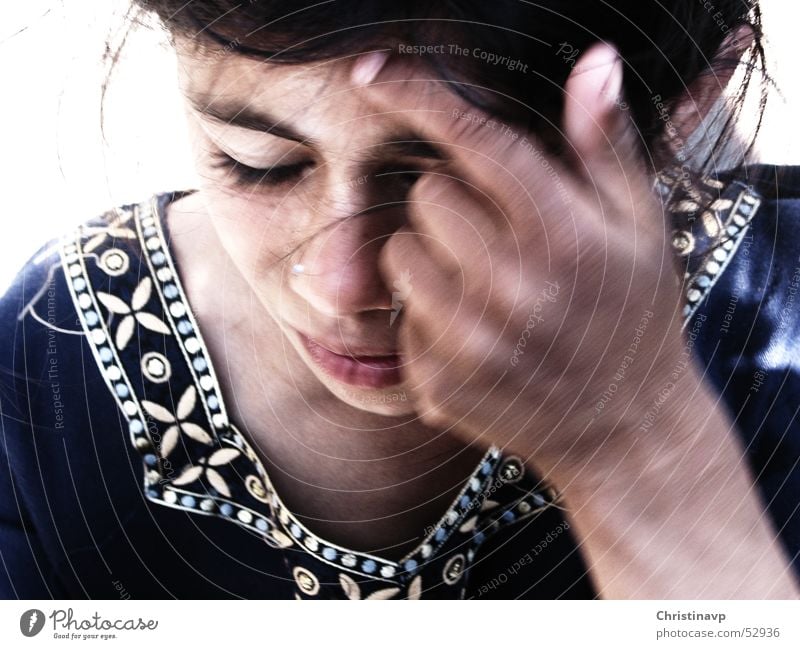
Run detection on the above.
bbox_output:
[201,186,304,282]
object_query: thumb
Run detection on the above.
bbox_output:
[563,42,650,201]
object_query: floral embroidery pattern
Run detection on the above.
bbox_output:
[338,573,422,600]
[171,447,241,498]
[96,276,170,349]
[142,385,212,457]
[82,209,136,254]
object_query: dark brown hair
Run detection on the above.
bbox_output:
[113,1,767,178]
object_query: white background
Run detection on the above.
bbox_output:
[0,0,798,293]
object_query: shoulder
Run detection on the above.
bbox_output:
[0,192,182,473]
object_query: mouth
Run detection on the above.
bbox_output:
[295,330,404,389]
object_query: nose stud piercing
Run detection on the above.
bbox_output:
[291,263,305,275]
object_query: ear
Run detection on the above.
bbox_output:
[669,25,756,146]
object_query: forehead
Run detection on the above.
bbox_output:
[175,40,392,143]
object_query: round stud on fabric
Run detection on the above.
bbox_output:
[443,554,466,585]
[499,456,524,484]
[712,248,728,262]
[141,352,171,383]
[100,249,129,276]
[292,566,320,596]
[184,337,201,354]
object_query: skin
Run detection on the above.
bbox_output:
[165,34,799,596]
[167,36,488,559]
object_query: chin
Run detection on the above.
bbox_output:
[324,380,416,417]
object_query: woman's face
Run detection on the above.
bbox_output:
[175,39,444,417]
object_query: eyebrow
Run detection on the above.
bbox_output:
[187,94,311,144]
[187,94,445,160]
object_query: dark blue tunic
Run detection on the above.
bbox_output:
[1,165,798,598]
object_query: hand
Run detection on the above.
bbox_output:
[356,44,689,484]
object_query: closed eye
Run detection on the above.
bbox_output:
[210,151,314,187]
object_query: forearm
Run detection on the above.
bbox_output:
[555,366,800,599]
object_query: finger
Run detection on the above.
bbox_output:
[562,43,656,225]
[379,226,464,316]
[406,174,501,275]
[351,51,582,226]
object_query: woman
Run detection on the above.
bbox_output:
[1,0,798,599]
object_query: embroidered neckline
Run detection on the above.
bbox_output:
[656,170,763,326]
[59,191,560,586]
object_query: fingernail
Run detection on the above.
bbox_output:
[351,51,390,86]
[600,58,623,108]
[575,43,622,109]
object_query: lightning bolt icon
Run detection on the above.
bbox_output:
[28,611,38,632]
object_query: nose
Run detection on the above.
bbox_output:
[290,180,406,316]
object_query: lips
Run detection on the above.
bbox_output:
[295,331,403,389]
